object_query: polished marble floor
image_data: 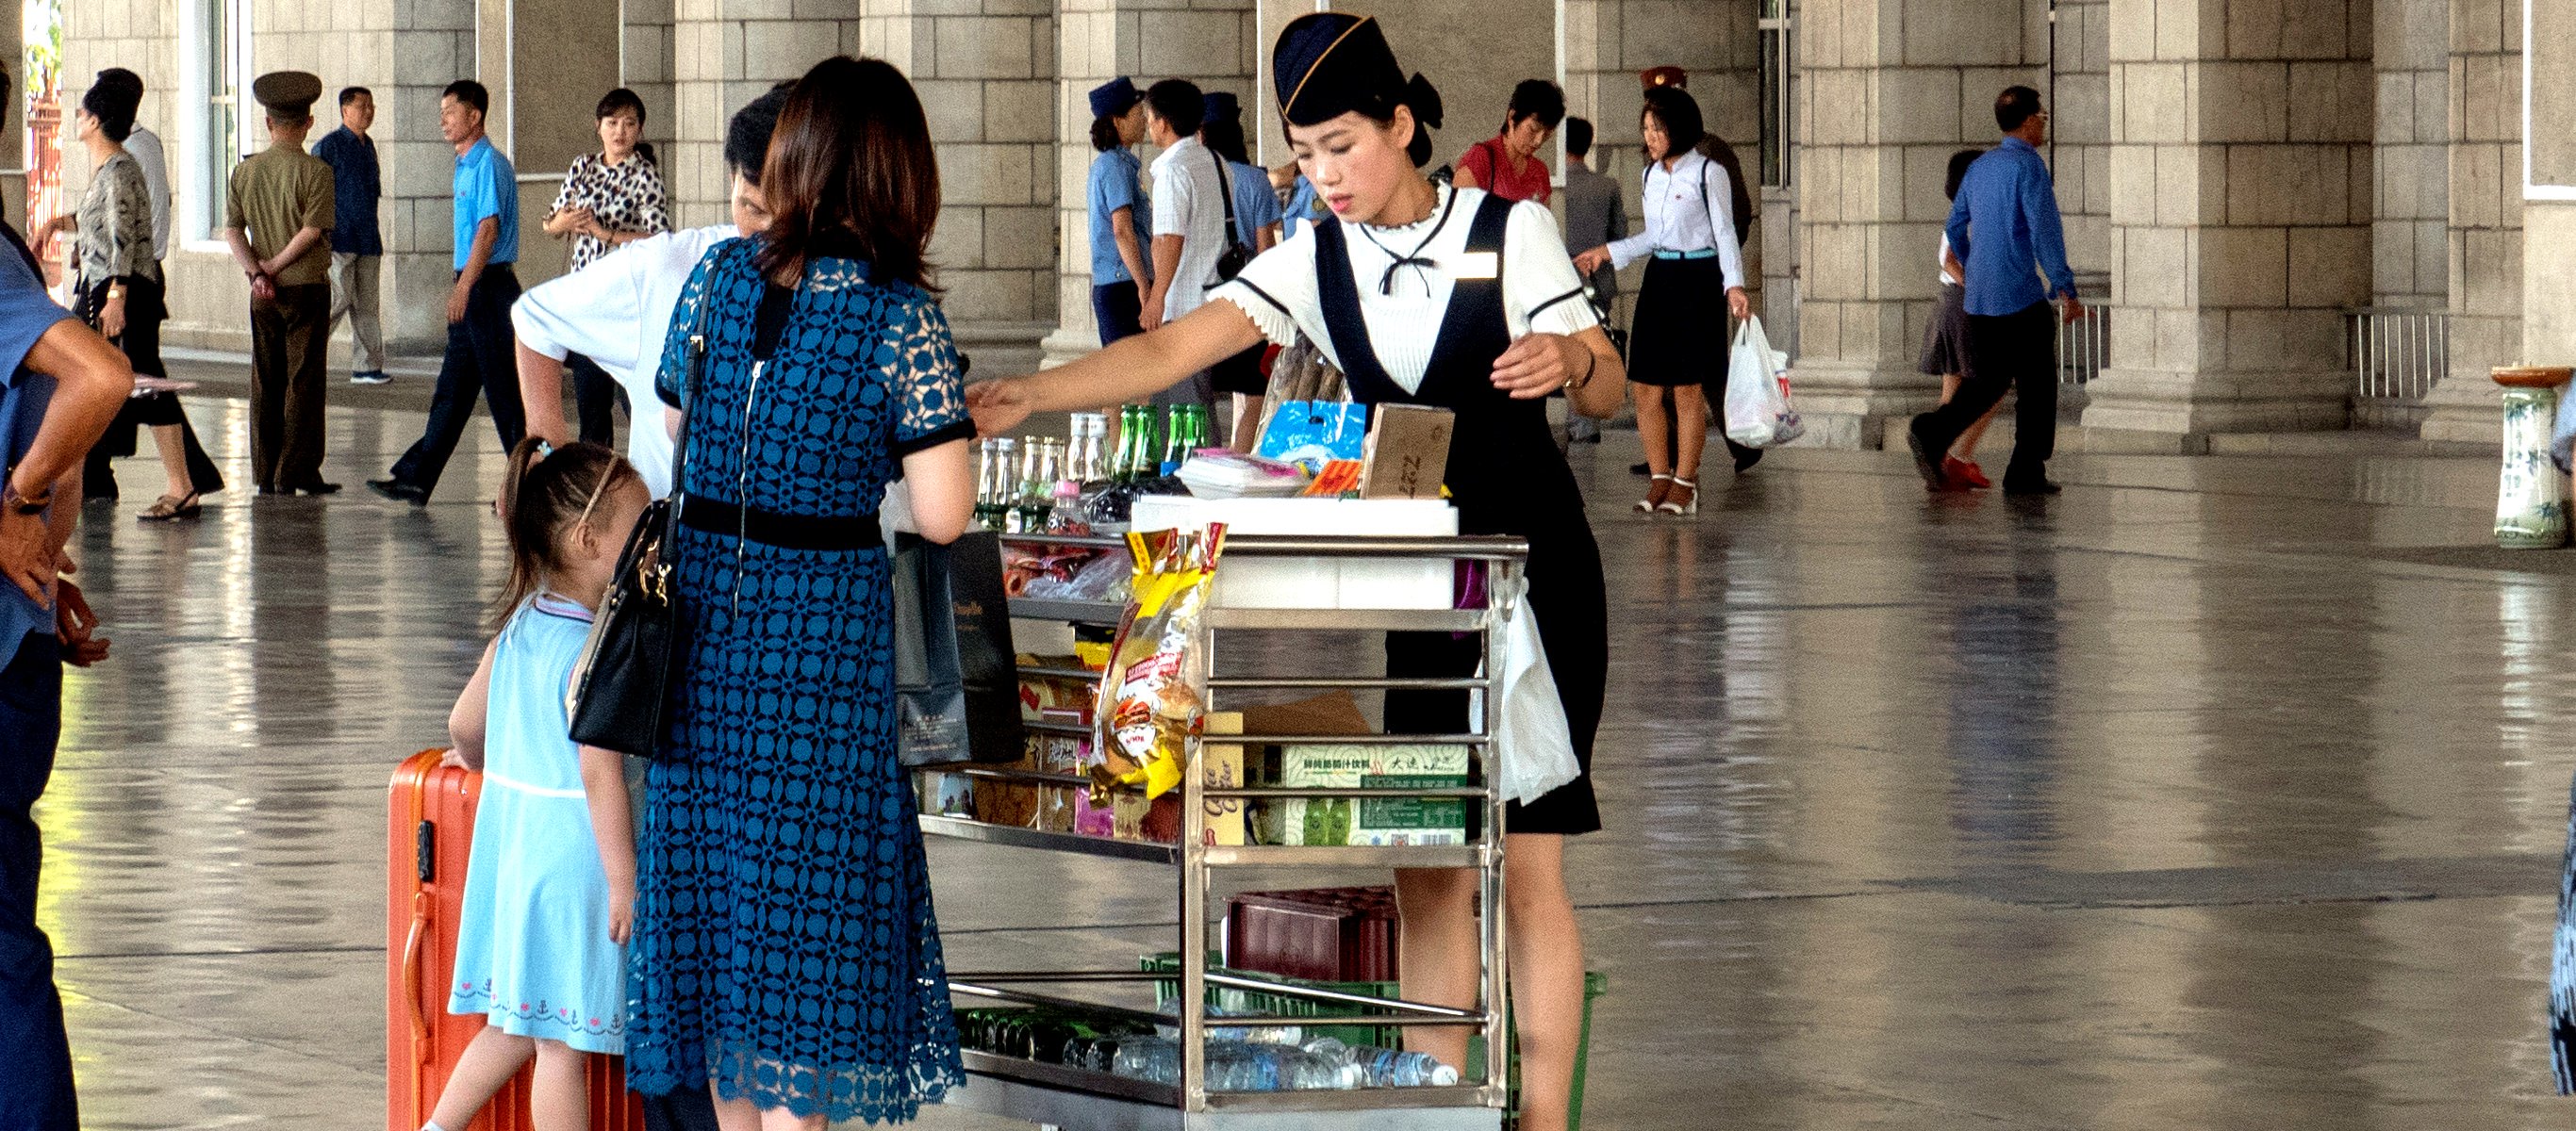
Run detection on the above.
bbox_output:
[33,359,2576,1129]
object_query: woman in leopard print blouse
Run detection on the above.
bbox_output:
[545,88,670,445]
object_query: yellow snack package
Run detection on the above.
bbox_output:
[1091,525,1228,802]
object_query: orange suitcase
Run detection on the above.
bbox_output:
[388,749,647,1131]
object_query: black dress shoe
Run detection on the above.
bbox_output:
[1734,448,1764,474]
[367,478,429,504]
[291,481,344,496]
[2002,478,2063,496]
[1904,426,1951,491]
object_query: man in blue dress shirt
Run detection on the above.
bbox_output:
[372,79,523,504]
[312,86,388,385]
[0,58,139,1127]
[1907,85,2084,496]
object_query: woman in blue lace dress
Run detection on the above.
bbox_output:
[626,56,977,1130]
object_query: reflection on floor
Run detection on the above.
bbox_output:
[38,366,2576,1129]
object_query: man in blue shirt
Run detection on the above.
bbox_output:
[372,79,524,504]
[1908,85,2084,496]
[312,86,387,385]
[0,60,138,1127]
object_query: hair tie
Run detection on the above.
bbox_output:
[535,440,556,459]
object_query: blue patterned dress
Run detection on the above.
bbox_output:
[627,238,973,1123]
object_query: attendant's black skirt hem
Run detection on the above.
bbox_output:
[1626,255,1727,389]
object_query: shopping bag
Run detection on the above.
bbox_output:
[1485,577,1579,807]
[1257,400,1370,473]
[893,531,1023,767]
[1724,316,1804,449]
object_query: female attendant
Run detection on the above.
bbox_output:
[427,439,650,1131]
[546,89,669,446]
[55,80,220,520]
[1573,85,1751,516]
[625,57,977,1131]
[966,16,1619,1130]
[1918,148,1994,488]
[1086,77,1152,345]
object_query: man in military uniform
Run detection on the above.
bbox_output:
[221,71,338,495]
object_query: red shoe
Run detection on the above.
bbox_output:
[1945,457,1991,489]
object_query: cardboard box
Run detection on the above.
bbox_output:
[1358,404,1454,500]
[1249,743,1470,846]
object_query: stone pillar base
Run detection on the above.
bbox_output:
[1781,360,1942,450]
[2077,368,2350,434]
[1040,326,1098,370]
[2416,373,2506,446]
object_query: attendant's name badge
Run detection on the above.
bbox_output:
[1446,252,1499,280]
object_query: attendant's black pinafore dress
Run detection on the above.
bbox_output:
[1312,193,1607,834]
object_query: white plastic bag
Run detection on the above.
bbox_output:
[1486,576,1579,807]
[1724,316,1803,449]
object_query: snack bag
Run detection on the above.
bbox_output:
[1092,526,1228,802]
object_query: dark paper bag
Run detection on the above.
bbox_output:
[894,531,1023,767]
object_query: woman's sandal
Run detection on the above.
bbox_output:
[1635,475,1674,514]
[1657,477,1699,516]
[139,492,201,522]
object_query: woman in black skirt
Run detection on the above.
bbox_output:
[966,14,1622,1128]
[1573,85,1748,516]
[1918,147,1995,488]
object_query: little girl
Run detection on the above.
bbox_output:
[427,438,652,1131]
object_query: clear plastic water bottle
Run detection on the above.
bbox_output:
[1299,1038,1460,1087]
[1111,1038,1357,1090]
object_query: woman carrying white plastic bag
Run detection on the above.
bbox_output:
[1724,315,1802,449]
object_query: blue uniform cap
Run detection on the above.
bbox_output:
[1088,77,1140,120]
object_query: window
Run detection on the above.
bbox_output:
[1758,0,1791,188]
[180,0,250,243]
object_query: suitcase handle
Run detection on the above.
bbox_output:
[402,890,433,1043]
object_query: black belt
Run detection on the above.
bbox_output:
[678,496,883,551]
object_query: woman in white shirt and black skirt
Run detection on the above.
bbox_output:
[1574,85,1749,517]
[965,14,1624,1129]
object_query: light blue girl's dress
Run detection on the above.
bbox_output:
[447,592,626,1054]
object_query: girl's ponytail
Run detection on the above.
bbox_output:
[490,437,637,630]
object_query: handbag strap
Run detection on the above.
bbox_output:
[662,267,715,552]
[1208,148,1247,257]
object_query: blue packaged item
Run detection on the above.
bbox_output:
[1257,401,1369,473]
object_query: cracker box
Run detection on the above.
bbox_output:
[1248,743,1470,847]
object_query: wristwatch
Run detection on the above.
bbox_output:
[4,478,51,516]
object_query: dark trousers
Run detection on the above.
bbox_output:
[1092,281,1143,346]
[0,632,76,1131]
[79,275,222,500]
[1911,300,2056,484]
[250,282,333,491]
[389,267,525,499]
[568,352,622,448]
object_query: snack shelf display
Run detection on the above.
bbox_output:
[919,532,1526,1131]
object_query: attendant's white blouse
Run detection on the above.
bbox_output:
[1211,186,1599,395]
[1603,150,1747,290]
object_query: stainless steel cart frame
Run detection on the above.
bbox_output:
[921,532,1528,1131]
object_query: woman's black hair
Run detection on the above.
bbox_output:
[1309,74,1443,167]
[1506,79,1564,129]
[492,438,640,630]
[1640,86,1704,161]
[1203,114,1251,166]
[756,56,942,290]
[81,84,137,143]
[1090,114,1124,153]
[595,87,655,165]
[1944,148,1984,202]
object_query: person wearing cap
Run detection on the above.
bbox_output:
[223,70,339,497]
[312,86,388,385]
[49,76,223,520]
[514,85,791,499]
[1140,78,1225,418]
[371,79,524,505]
[966,15,1620,1130]
[1452,78,1561,205]
[1198,90,1282,447]
[1084,76,1152,346]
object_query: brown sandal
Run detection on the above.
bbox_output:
[139,492,201,522]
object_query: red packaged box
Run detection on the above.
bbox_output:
[1221,885,1401,983]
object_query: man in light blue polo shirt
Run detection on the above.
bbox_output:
[372,78,524,504]
[0,57,140,1123]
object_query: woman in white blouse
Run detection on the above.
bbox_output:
[1573,85,1750,516]
[967,15,1622,1130]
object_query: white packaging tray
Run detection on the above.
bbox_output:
[1128,497,1458,610]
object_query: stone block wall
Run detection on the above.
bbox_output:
[625,0,679,155]
[2416,0,2522,441]
[2374,0,2447,308]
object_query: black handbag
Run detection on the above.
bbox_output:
[565,305,706,757]
[1209,149,1253,285]
[893,530,1024,767]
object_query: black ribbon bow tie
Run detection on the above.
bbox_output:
[1379,254,1439,295]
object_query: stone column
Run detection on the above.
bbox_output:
[2374,0,2448,311]
[667,1,848,230]
[624,0,679,154]
[1784,0,2043,449]
[1039,0,1255,369]
[2078,0,2372,439]
[2415,0,2522,443]
[2530,1,2576,368]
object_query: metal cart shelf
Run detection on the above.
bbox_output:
[920,532,1527,1130]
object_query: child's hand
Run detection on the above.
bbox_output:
[609,879,636,945]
